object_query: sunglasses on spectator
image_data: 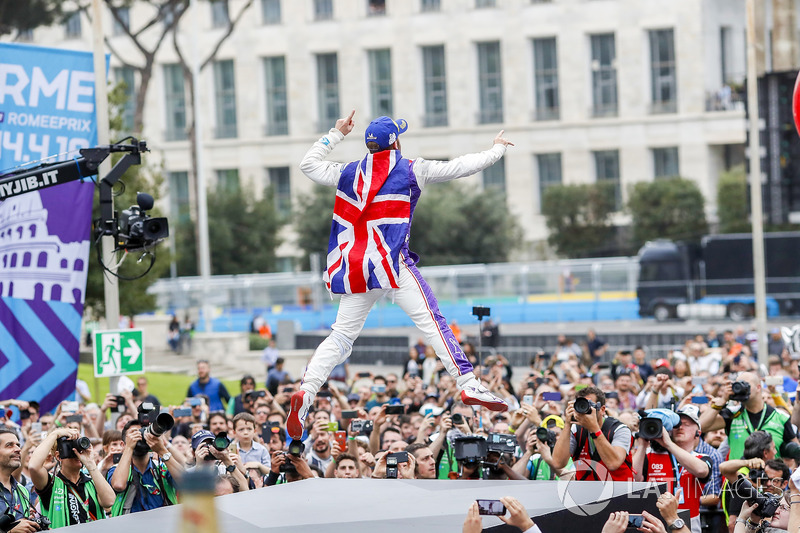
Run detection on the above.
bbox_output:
[256,410,269,415]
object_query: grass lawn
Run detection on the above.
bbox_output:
[77,364,242,408]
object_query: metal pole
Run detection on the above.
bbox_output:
[190,0,213,332]
[91,0,121,395]
[745,0,769,367]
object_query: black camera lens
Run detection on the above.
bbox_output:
[75,437,92,451]
[213,432,231,451]
[452,413,465,425]
[732,476,781,517]
[535,427,549,441]
[731,381,751,402]
[146,413,175,438]
[574,397,593,414]
[287,439,305,456]
[638,417,664,441]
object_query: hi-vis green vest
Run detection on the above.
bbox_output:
[42,473,105,529]
[110,462,177,517]
[727,406,790,460]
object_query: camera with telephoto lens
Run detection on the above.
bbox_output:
[117,192,169,253]
[56,436,92,459]
[536,427,557,449]
[731,381,751,402]
[732,476,781,517]
[135,403,174,455]
[212,432,232,451]
[574,397,599,415]
[287,439,305,457]
[636,409,681,441]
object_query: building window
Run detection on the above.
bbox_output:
[590,33,617,117]
[533,37,559,121]
[263,56,288,136]
[216,169,240,192]
[421,0,441,12]
[262,0,281,24]
[594,150,621,210]
[214,59,238,138]
[316,53,339,132]
[314,0,333,20]
[720,26,733,84]
[211,0,230,27]
[168,171,191,224]
[422,45,447,127]
[113,67,136,132]
[268,167,292,217]
[477,41,503,124]
[649,29,677,114]
[483,158,505,195]
[65,12,81,39]
[164,63,187,141]
[653,147,679,178]
[537,153,562,210]
[368,49,393,117]
[476,0,496,7]
[368,0,386,16]
[112,7,130,36]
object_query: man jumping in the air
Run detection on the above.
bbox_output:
[287,110,513,439]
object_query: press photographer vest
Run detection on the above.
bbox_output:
[2,479,30,519]
[572,417,635,481]
[643,450,707,518]
[41,472,104,528]
[727,405,789,460]
[110,461,177,517]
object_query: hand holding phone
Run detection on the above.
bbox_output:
[385,405,405,415]
[476,499,506,516]
[627,515,644,529]
[334,430,347,450]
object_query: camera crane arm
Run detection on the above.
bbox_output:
[0,139,147,236]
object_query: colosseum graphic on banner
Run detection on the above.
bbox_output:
[0,43,99,411]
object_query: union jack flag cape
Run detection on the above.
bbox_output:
[324,150,412,294]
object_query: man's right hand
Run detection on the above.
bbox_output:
[335,110,355,136]
[270,451,284,474]
[9,519,41,533]
[124,427,142,450]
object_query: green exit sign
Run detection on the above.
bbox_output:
[93,329,145,377]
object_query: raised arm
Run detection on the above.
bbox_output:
[299,110,355,187]
[413,131,513,187]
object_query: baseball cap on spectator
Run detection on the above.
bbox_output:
[364,116,408,150]
[347,393,360,403]
[540,415,565,429]
[654,358,671,370]
[191,430,215,449]
[605,391,620,400]
[676,405,701,426]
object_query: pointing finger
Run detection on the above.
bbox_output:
[347,109,356,120]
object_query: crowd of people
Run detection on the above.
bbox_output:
[2,326,800,532]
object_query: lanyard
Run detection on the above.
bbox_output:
[0,483,17,514]
[743,408,768,435]
[669,454,683,494]
[66,483,97,522]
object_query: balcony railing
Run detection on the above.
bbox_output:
[705,87,745,112]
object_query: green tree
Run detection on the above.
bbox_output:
[0,0,63,36]
[410,183,522,265]
[293,185,335,270]
[717,165,750,233]
[541,182,616,258]
[175,185,282,276]
[627,177,708,248]
[294,182,521,269]
[85,83,170,317]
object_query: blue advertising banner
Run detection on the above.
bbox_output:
[0,43,99,411]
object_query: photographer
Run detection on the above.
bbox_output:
[720,432,777,531]
[0,427,43,533]
[107,419,181,516]
[266,449,315,485]
[552,386,635,481]
[190,431,249,492]
[515,416,571,480]
[28,427,115,528]
[632,406,712,533]
[699,372,796,460]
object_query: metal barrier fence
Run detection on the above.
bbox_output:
[147,256,640,312]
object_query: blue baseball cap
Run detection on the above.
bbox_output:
[364,116,408,150]
[191,429,214,449]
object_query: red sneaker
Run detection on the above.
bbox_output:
[461,381,508,412]
[287,390,313,440]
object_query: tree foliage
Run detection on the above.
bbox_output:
[293,185,336,270]
[541,182,617,258]
[175,185,283,276]
[717,165,750,233]
[627,177,708,248]
[409,183,522,265]
[0,0,64,36]
[85,83,170,318]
